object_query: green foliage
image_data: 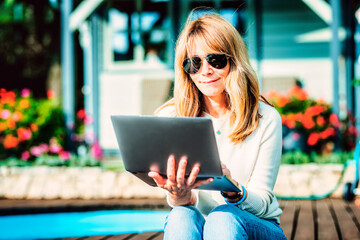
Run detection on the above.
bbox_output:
[34,154,101,167]
[281,151,311,164]
[0,154,102,168]
[352,78,360,86]
[281,150,353,165]
[311,151,353,165]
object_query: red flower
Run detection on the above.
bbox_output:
[3,134,18,149]
[289,86,308,101]
[329,113,340,128]
[47,90,56,99]
[348,126,358,136]
[305,105,325,117]
[307,133,320,146]
[77,109,86,120]
[276,94,289,108]
[0,90,16,106]
[59,150,71,161]
[320,128,335,139]
[316,116,325,126]
[285,114,296,129]
[302,116,315,129]
[17,127,32,141]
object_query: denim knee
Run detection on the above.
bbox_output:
[204,205,247,239]
[204,205,286,240]
[164,206,205,240]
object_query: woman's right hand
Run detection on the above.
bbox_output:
[148,155,213,206]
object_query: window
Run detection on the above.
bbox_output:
[108,0,170,66]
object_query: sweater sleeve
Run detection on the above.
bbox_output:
[239,107,283,219]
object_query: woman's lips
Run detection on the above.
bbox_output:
[199,79,219,84]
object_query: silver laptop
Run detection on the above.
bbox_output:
[111,115,240,192]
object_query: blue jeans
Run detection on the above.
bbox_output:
[164,205,287,240]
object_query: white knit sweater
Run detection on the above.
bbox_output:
[157,102,283,224]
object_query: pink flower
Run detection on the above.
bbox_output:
[85,132,96,142]
[292,132,301,141]
[39,144,49,153]
[59,150,71,161]
[30,146,44,156]
[21,89,31,98]
[49,142,62,153]
[84,116,93,125]
[21,151,30,161]
[90,141,104,160]
[0,109,11,119]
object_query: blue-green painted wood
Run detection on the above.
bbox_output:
[261,0,330,59]
[61,0,75,149]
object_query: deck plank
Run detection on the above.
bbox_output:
[279,200,296,240]
[127,232,161,240]
[347,201,360,232]
[106,233,137,240]
[294,200,314,240]
[151,232,164,240]
[331,199,360,239]
[82,236,109,240]
[316,199,338,240]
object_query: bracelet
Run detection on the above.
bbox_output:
[224,185,247,206]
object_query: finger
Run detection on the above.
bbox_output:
[192,178,213,189]
[148,172,166,187]
[221,162,231,177]
[176,156,187,188]
[167,155,176,183]
[187,163,200,185]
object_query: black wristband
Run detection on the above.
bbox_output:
[221,191,242,200]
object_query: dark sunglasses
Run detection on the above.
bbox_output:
[182,54,229,74]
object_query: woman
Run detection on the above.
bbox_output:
[148,11,286,240]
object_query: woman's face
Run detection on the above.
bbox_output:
[188,45,230,99]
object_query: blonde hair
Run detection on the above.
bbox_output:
[156,11,263,144]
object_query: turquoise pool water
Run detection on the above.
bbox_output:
[0,210,169,240]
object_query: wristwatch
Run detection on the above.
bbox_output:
[220,191,242,200]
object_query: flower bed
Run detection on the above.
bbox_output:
[264,86,358,161]
[0,88,103,166]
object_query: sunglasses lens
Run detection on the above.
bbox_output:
[183,57,202,74]
[206,54,228,69]
[183,54,228,74]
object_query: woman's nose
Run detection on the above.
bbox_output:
[200,60,213,75]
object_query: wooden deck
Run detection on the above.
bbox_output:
[57,199,360,240]
[1,198,359,240]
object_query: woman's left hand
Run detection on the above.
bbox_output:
[221,162,242,201]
